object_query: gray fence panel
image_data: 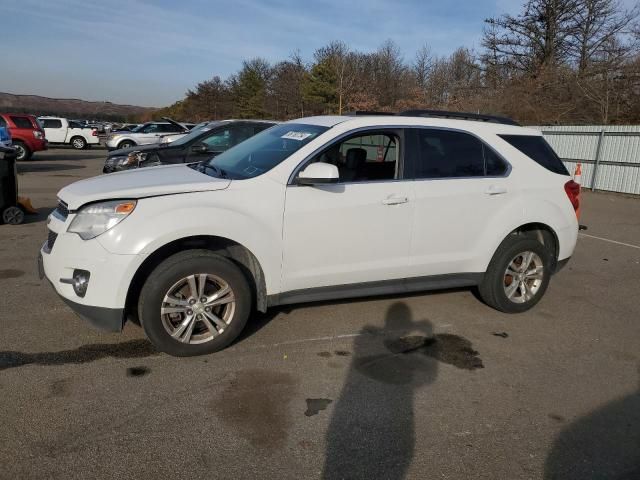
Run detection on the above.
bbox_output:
[532,125,640,195]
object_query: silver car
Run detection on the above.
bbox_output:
[105,118,190,150]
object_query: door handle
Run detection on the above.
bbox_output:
[485,185,507,195]
[382,195,408,205]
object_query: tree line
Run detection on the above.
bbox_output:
[154,0,640,125]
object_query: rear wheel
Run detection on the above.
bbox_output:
[118,140,135,149]
[138,250,251,357]
[478,236,552,313]
[13,141,31,161]
[71,137,87,149]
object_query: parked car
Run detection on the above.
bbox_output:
[39,110,579,357]
[0,113,47,161]
[103,120,277,172]
[38,117,100,149]
[105,118,190,150]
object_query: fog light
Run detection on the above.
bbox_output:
[72,269,90,297]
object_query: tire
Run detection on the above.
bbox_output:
[71,137,87,149]
[478,236,552,313]
[2,206,25,225]
[118,140,135,149]
[13,141,31,161]
[138,250,252,357]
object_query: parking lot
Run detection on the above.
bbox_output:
[1,148,639,479]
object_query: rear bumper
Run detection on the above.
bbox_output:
[30,138,48,152]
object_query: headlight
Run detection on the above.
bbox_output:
[68,200,137,240]
[118,152,144,168]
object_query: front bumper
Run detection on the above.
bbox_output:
[39,213,147,333]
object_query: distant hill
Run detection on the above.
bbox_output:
[0,92,156,122]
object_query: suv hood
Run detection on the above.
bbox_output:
[59,164,230,209]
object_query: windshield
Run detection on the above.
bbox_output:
[203,123,328,179]
[170,122,221,147]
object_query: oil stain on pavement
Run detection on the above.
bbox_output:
[0,339,159,371]
[386,334,484,371]
[126,366,151,377]
[305,398,333,417]
[0,269,25,279]
[214,369,297,451]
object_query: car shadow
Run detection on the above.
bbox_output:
[21,206,54,225]
[17,163,86,173]
[234,287,473,346]
[544,367,640,479]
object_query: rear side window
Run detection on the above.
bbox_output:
[41,119,63,129]
[499,135,569,175]
[0,116,6,128]
[415,129,507,178]
[10,116,34,129]
[160,124,184,133]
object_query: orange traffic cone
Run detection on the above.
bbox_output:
[573,163,582,219]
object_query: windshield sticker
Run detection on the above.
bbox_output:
[281,131,313,141]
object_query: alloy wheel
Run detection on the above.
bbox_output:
[503,251,544,303]
[14,144,26,160]
[160,273,236,344]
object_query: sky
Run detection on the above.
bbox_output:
[0,0,636,107]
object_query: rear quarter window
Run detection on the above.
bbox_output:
[10,116,35,129]
[499,134,569,175]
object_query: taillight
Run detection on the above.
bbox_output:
[92,129,98,136]
[564,180,580,214]
[33,130,44,139]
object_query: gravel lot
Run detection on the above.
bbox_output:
[1,148,639,479]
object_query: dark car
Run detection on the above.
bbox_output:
[102,119,277,173]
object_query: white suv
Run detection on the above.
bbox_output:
[39,111,579,357]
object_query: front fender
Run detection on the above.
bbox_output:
[97,186,286,295]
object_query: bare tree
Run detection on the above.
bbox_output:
[483,0,581,72]
[568,0,639,73]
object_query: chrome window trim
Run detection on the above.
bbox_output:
[287,125,512,186]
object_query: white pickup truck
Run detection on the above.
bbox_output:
[38,117,100,149]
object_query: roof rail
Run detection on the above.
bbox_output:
[344,111,393,116]
[398,109,520,126]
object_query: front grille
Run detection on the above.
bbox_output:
[46,230,58,252]
[53,200,69,221]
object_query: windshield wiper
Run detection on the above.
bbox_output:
[195,162,228,178]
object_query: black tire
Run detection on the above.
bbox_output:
[478,236,552,313]
[70,136,87,149]
[13,141,31,161]
[2,206,25,225]
[118,140,135,149]
[138,250,252,357]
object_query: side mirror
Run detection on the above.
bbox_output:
[191,144,208,154]
[297,162,339,186]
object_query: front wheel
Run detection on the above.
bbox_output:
[138,250,251,356]
[71,137,87,149]
[478,236,552,313]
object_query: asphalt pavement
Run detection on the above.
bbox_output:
[1,147,639,479]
